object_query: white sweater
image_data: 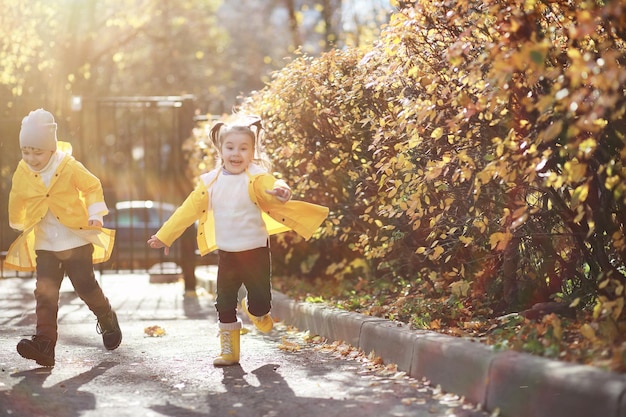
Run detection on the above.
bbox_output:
[32,152,91,251]
[211,170,268,252]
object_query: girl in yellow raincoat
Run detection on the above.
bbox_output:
[7,109,120,367]
[148,115,328,366]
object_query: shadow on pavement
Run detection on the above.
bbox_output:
[150,363,405,417]
[182,295,213,319]
[0,277,81,329]
[0,361,117,417]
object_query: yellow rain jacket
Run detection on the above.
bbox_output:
[5,153,115,271]
[155,165,329,254]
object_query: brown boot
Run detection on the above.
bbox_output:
[17,335,56,367]
[97,310,122,350]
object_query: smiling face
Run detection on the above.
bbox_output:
[220,131,255,174]
[21,147,54,171]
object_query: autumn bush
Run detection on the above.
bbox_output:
[193,0,626,369]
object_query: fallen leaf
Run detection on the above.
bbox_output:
[278,336,301,352]
[144,325,166,337]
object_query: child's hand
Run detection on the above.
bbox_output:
[88,220,103,228]
[266,187,291,203]
[148,235,170,255]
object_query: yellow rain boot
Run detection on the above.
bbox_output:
[213,320,241,366]
[241,298,273,333]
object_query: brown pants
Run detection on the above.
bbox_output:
[34,244,111,342]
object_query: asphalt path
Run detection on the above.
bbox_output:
[0,272,491,417]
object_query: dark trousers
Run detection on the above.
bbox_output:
[34,244,112,343]
[215,246,271,323]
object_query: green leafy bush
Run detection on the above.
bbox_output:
[213,0,626,364]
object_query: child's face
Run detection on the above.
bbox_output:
[221,132,255,174]
[21,147,54,170]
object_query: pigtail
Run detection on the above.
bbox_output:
[209,122,225,150]
[248,118,263,141]
[244,116,271,171]
[248,118,264,157]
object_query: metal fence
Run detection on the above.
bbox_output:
[1,95,206,279]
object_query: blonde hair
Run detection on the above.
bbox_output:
[209,115,271,171]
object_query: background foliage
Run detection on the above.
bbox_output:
[219,0,626,370]
[0,0,391,119]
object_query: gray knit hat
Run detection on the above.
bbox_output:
[19,108,58,151]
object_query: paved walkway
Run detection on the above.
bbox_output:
[1,266,625,417]
[0,269,490,417]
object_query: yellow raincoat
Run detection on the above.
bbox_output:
[5,152,115,271]
[155,165,329,254]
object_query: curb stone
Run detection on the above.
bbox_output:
[269,292,626,417]
[195,268,626,417]
[485,350,626,417]
[410,334,495,406]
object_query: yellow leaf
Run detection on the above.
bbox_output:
[430,245,444,260]
[144,325,166,337]
[450,280,470,297]
[578,137,597,157]
[431,127,444,140]
[278,336,301,352]
[580,324,596,341]
[564,160,588,183]
[489,231,513,251]
[572,183,589,206]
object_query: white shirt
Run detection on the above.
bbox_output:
[31,151,91,251]
[211,169,268,252]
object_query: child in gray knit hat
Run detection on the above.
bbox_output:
[6,108,122,367]
[18,108,58,151]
